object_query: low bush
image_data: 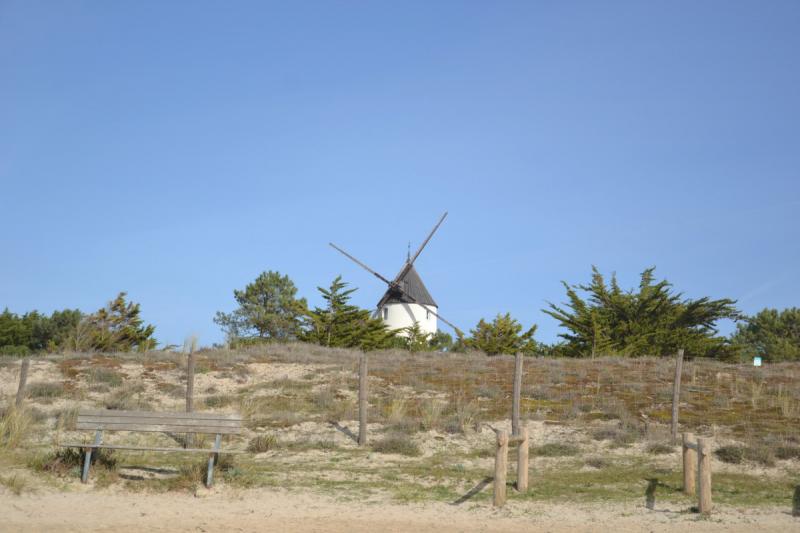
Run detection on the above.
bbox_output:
[204,394,236,409]
[775,446,800,460]
[247,434,278,453]
[27,382,64,400]
[646,442,674,455]
[715,445,774,466]
[87,368,124,388]
[32,447,117,476]
[715,445,745,464]
[585,456,611,469]
[535,442,580,457]
[372,433,421,456]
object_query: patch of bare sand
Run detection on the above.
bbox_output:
[1,487,796,532]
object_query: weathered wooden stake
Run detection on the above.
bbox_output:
[682,432,696,496]
[671,349,684,443]
[494,430,508,507]
[697,437,712,514]
[185,348,196,448]
[517,427,529,492]
[512,352,523,436]
[358,354,368,447]
[15,357,30,408]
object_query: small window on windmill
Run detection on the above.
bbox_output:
[426,309,431,320]
[383,307,388,320]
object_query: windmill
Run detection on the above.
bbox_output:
[329,212,463,338]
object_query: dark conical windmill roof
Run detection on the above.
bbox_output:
[377,264,437,308]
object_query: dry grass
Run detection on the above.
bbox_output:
[0,406,34,449]
[3,343,800,507]
[0,474,29,495]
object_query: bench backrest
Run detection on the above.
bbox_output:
[76,410,242,435]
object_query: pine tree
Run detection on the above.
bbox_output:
[75,292,156,352]
[302,276,396,351]
[731,308,800,362]
[214,271,308,342]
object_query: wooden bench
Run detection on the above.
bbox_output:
[60,409,243,487]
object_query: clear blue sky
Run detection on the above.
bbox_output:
[1,1,798,347]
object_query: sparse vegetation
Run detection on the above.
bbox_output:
[1,343,799,515]
[0,406,34,449]
[373,433,421,456]
[535,442,581,457]
[0,474,29,495]
[645,442,674,455]
[247,434,278,453]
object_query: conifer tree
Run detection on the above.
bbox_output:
[214,271,308,342]
[79,292,157,352]
[731,307,800,362]
[302,276,396,351]
[466,313,538,355]
[544,267,739,358]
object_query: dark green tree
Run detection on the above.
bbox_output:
[543,267,740,358]
[214,271,308,342]
[428,330,454,352]
[0,308,83,354]
[302,276,396,351]
[730,308,800,362]
[467,313,538,355]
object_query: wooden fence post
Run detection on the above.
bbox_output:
[494,430,508,507]
[512,352,523,436]
[358,354,368,447]
[792,485,800,517]
[697,438,712,514]
[15,357,30,408]
[185,348,196,448]
[517,427,529,492]
[671,349,684,443]
[682,432,696,496]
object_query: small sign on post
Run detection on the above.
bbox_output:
[753,356,762,367]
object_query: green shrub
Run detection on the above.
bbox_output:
[535,442,580,457]
[0,346,31,357]
[372,433,421,456]
[715,445,744,464]
[646,442,674,455]
[775,446,800,460]
[204,394,235,409]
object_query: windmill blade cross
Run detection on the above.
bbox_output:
[329,243,395,287]
[393,211,448,284]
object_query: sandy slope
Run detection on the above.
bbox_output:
[1,488,796,532]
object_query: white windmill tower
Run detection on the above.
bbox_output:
[329,212,462,338]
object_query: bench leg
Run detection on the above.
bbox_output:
[82,430,103,483]
[206,434,222,488]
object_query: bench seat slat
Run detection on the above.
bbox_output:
[77,416,241,428]
[75,422,241,434]
[78,409,242,421]
[60,443,244,454]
